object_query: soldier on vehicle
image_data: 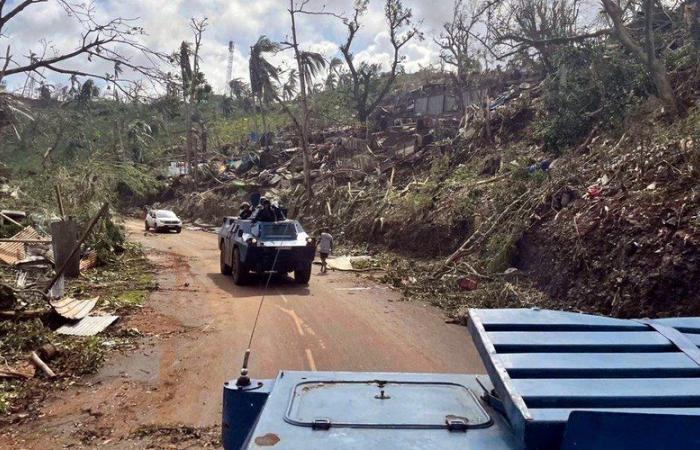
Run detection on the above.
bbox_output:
[318,229,333,273]
[239,202,252,219]
[252,197,279,222]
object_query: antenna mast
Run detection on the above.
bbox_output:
[226,41,234,97]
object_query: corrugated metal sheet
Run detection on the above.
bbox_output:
[48,274,64,299]
[79,251,98,271]
[55,315,118,336]
[0,226,41,265]
[50,296,98,320]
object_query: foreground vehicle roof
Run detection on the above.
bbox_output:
[468,308,700,449]
[224,308,700,450]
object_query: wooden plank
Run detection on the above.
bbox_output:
[487,331,700,353]
[531,407,700,422]
[501,353,700,378]
[51,219,80,278]
[514,378,700,408]
[472,308,648,332]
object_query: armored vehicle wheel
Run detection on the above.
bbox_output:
[232,248,249,285]
[294,263,312,285]
[220,249,232,275]
[175,227,182,233]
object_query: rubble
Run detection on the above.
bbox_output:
[0,227,46,265]
[0,360,36,380]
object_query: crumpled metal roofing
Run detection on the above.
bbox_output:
[79,251,98,271]
[50,296,98,320]
[55,315,118,336]
[0,226,41,265]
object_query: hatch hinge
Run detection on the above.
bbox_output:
[312,418,332,430]
[446,416,469,432]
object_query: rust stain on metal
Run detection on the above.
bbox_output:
[50,296,99,320]
[0,226,41,265]
[254,433,280,446]
[79,251,98,271]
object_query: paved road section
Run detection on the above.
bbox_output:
[0,219,483,449]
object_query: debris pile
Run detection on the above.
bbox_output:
[0,180,155,416]
[152,72,699,322]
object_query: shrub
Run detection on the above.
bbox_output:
[535,45,651,152]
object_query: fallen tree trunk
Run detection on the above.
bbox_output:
[444,189,531,265]
[30,351,56,378]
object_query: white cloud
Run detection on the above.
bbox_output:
[0,0,457,95]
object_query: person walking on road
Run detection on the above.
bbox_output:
[318,230,333,273]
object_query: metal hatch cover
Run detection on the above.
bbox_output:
[284,379,492,429]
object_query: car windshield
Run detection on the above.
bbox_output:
[156,210,177,219]
[259,222,297,239]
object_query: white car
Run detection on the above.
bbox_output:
[145,209,182,233]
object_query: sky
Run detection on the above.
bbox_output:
[0,0,463,96]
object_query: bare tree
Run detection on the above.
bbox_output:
[685,0,700,48]
[339,0,422,123]
[487,0,602,73]
[0,0,168,97]
[179,18,209,186]
[286,0,315,197]
[600,0,678,115]
[435,0,497,114]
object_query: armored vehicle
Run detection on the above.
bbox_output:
[222,308,700,449]
[219,218,315,285]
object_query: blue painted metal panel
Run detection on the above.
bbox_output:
[473,308,646,331]
[468,308,700,450]
[514,378,700,408]
[222,379,273,449]
[648,317,700,333]
[488,331,700,352]
[501,352,700,378]
[560,411,700,450]
[241,371,522,450]
[285,380,491,428]
[531,407,700,421]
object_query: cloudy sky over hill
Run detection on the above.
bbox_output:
[1,0,462,95]
[2,0,605,96]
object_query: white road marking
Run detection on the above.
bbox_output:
[275,305,305,336]
[305,349,317,371]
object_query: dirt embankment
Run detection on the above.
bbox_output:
[517,128,699,318]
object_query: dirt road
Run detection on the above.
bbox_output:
[1,219,483,449]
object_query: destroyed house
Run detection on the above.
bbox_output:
[410,83,487,117]
[330,136,376,172]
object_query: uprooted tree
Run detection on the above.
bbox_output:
[338,0,422,123]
